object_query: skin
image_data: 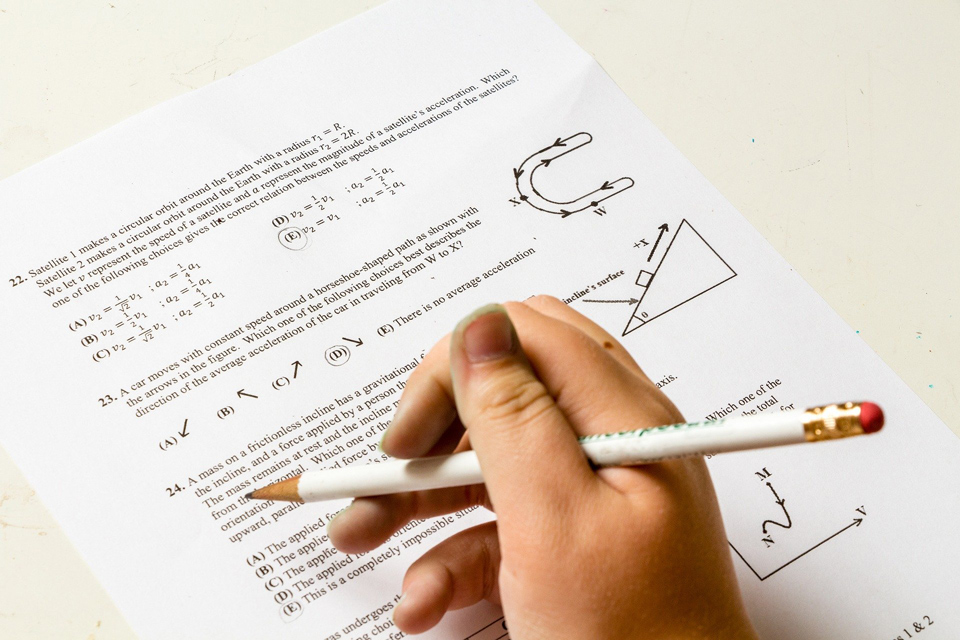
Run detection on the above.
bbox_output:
[327,296,758,639]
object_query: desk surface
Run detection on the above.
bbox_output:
[2,1,957,637]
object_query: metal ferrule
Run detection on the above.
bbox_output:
[802,402,865,441]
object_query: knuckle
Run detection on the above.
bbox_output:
[475,371,555,429]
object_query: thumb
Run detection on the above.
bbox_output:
[449,304,596,523]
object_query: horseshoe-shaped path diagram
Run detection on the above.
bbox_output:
[513,132,634,217]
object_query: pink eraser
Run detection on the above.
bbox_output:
[860,402,884,433]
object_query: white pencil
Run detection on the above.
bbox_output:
[247,402,883,503]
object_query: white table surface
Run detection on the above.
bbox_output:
[2,1,957,637]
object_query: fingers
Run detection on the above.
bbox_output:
[381,334,458,459]
[522,294,650,381]
[448,304,597,520]
[327,483,488,554]
[384,299,679,461]
[521,295,684,424]
[392,522,501,634]
[498,301,678,433]
[365,298,680,548]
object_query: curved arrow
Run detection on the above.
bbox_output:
[514,132,634,217]
[761,482,793,534]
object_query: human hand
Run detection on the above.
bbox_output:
[328,296,757,639]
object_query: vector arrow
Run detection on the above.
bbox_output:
[648,223,669,262]
[178,419,189,438]
[237,389,258,399]
[343,337,363,346]
[761,482,793,533]
[292,361,302,378]
[735,515,865,582]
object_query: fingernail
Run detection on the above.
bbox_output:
[327,501,354,531]
[379,404,404,453]
[394,580,429,621]
[459,304,515,363]
[378,428,395,455]
[392,592,407,622]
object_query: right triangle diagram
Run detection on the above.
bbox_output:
[622,219,736,336]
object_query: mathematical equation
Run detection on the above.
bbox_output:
[273,167,407,251]
[69,263,225,363]
[344,166,406,206]
[319,123,356,149]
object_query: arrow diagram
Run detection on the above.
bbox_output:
[647,224,669,262]
[292,361,302,379]
[581,298,640,305]
[514,132,634,217]
[178,419,189,438]
[761,483,793,533]
[236,389,258,399]
[342,337,363,346]
[729,515,864,582]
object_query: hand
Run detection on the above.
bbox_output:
[328,296,757,639]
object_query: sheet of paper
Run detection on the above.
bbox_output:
[1,1,957,637]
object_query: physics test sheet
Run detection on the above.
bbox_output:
[1,1,958,638]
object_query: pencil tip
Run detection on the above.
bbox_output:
[245,475,303,503]
[244,491,254,500]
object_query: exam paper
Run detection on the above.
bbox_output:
[1,1,958,638]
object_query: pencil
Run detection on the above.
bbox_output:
[247,401,883,503]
